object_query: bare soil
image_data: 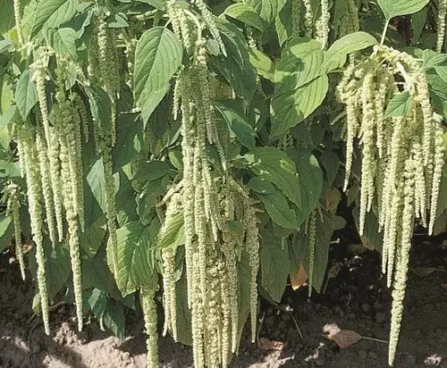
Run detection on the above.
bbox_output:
[1,232,447,368]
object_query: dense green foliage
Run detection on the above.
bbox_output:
[0,0,446,367]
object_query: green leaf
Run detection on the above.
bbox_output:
[288,149,323,226]
[86,157,107,213]
[245,147,301,207]
[422,49,447,69]
[353,207,383,252]
[377,0,429,20]
[44,27,78,60]
[116,220,160,297]
[84,85,112,135]
[211,20,257,103]
[158,213,185,249]
[28,243,71,300]
[134,27,183,121]
[412,7,428,43]
[275,0,292,46]
[271,75,328,139]
[0,215,13,253]
[103,301,125,341]
[0,105,18,127]
[15,69,38,120]
[175,272,192,345]
[112,114,144,170]
[82,252,121,299]
[257,191,297,229]
[248,48,274,81]
[31,0,76,38]
[322,32,378,73]
[215,100,256,150]
[88,288,108,320]
[247,176,276,194]
[223,3,264,31]
[80,218,107,259]
[383,91,413,118]
[247,0,287,23]
[0,40,12,54]
[261,230,289,302]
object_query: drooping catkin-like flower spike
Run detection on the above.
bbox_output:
[36,125,57,245]
[303,0,313,36]
[245,198,261,343]
[32,50,52,147]
[55,100,84,331]
[437,0,447,53]
[307,210,317,297]
[13,0,23,44]
[292,0,302,38]
[317,0,330,50]
[6,183,26,280]
[18,122,50,335]
[141,283,159,368]
[192,0,227,56]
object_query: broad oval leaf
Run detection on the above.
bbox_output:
[377,0,429,20]
[31,0,76,38]
[15,69,38,120]
[134,26,183,121]
[384,91,413,118]
[247,0,287,23]
[44,27,78,60]
[323,32,378,73]
[261,230,289,302]
[245,147,301,207]
[271,75,328,139]
[223,3,264,31]
[257,191,298,229]
[116,220,160,297]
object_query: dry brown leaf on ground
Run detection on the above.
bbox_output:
[322,323,362,348]
[258,337,285,351]
[290,264,308,290]
[411,267,438,278]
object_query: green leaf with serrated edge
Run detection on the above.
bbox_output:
[223,3,264,31]
[44,27,78,60]
[247,176,276,194]
[247,0,287,23]
[261,230,289,302]
[245,147,301,207]
[134,27,183,120]
[0,215,13,253]
[158,213,185,249]
[15,69,38,120]
[88,288,108,320]
[31,0,76,38]
[271,75,328,139]
[288,149,323,227]
[377,0,429,20]
[257,191,297,229]
[215,100,256,150]
[383,91,413,118]
[116,220,160,297]
[103,301,125,340]
[248,48,275,81]
[322,32,378,73]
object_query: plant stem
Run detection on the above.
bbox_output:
[380,18,390,45]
